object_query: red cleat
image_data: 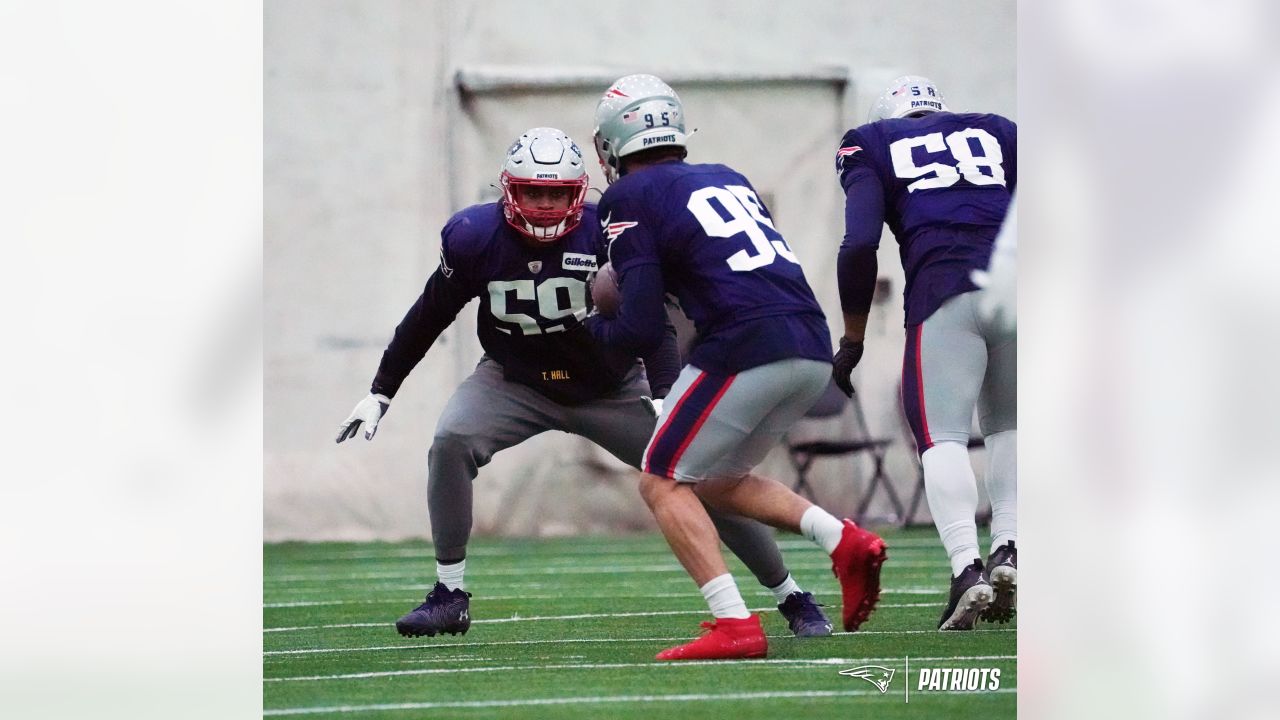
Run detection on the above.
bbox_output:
[655,614,768,661]
[830,519,887,631]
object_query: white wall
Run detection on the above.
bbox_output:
[265,0,1016,540]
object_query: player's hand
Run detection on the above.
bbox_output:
[336,393,391,443]
[831,337,864,397]
[640,396,664,418]
[971,261,1015,333]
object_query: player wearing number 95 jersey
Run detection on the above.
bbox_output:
[336,127,834,642]
[832,76,1018,630]
[587,75,887,662]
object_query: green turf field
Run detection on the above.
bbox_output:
[264,527,1015,718]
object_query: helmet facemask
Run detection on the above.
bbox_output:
[500,174,589,242]
[500,127,589,243]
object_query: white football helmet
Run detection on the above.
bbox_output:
[868,75,950,122]
[500,127,590,242]
[593,74,688,184]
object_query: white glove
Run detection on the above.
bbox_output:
[972,200,1017,333]
[336,393,391,443]
[640,396,665,419]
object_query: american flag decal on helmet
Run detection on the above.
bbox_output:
[835,145,863,173]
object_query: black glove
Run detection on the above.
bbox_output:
[831,338,864,398]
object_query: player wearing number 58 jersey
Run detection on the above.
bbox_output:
[335,127,834,642]
[832,76,1018,630]
[587,75,887,661]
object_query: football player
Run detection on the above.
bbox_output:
[831,76,1017,630]
[337,127,834,640]
[586,76,888,661]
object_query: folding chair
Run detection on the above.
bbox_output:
[785,380,902,524]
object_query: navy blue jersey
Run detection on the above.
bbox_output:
[837,112,1016,324]
[371,202,657,405]
[589,162,831,375]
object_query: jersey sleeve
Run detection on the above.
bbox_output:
[836,127,887,252]
[600,191,662,274]
[1000,117,1017,194]
[835,127,887,318]
[368,217,478,398]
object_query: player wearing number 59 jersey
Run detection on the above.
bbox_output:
[832,76,1018,631]
[336,127,833,643]
[587,74,886,662]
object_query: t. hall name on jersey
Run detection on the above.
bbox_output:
[561,253,598,271]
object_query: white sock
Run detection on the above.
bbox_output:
[767,574,802,604]
[437,559,466,591]
[800,506,845,555]
[984,430,1018,552]
[700,573,751,619]
[922,442,982,576]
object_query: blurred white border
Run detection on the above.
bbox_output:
[0,1,262,717]
[3,0,1276,716]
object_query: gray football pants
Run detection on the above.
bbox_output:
[427,355,792,588]
[901,291,1017,452]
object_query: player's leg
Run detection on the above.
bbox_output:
[397,356,561,638]
[978,321,1017,622]
[657,359,887,632]
[905,292,994,630]
[571,368,831,635]
[612,366,763,660]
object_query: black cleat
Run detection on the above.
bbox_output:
[777,591,834,637]
[981,541,1017,623]
[938,560,993,631]
[396,582,472,637]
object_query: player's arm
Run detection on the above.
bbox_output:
[586,262,667,357]
[642,314,680,399]
[585,198,668,356]
[369,266,472,398]
[337,237,473,443]
[831,131,886,395]
[837,164,885,343]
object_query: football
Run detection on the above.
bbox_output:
[591,262,621,317]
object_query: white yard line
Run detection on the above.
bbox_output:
[264,687,1016,715]
[271,537,956,562]
[264,628,1015,656]
[266,655,1017,683]
[265,560,950,583]
[263,604,941,633]
[264,588,946,608]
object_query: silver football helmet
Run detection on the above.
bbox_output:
[868,75,950,122]
[499,127,589,242]
[593,74,688,184]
